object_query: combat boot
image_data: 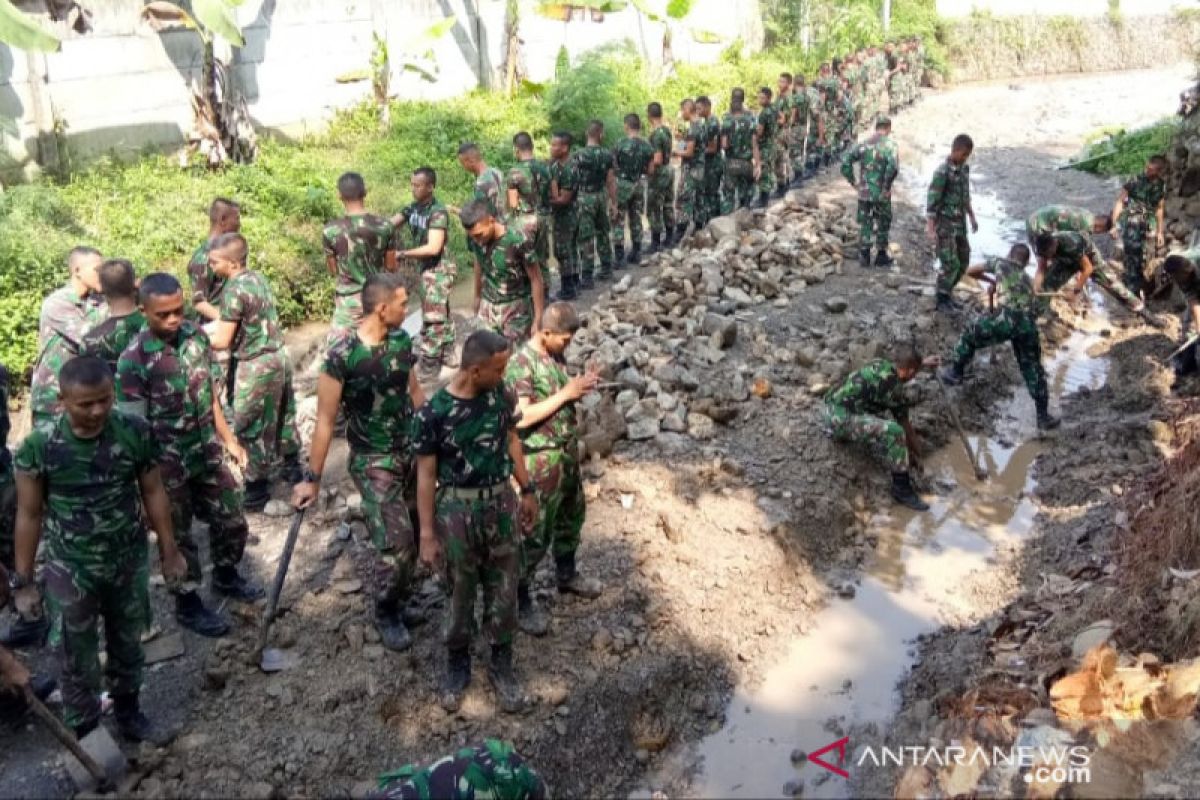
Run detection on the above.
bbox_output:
[937,364,964,386]
[0,614,48,648]
[613,243,626,268]
[890,471,930,512]
[858,247,872,266]
[243,479,270,512]
[212,565,265,602]
[628,243,642,266]
[773,185,788,199]
[1035,399,1061,431]
[440,647,471,712]
[114,692,175,746]
[580,274,596,291]
[175,591,230,638]
[374,598,413,652]
[517,584,549,637]
[487,644,526,713]
[555,552,603,599]
[556,274,579,302]
[280,455,304,486]
[753,192,770,209]
[674,223,689,244]
[935,293,960,313]
[875,248,894,267]
[648,231,662,255]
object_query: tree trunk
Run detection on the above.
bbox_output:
[501,0,521,95]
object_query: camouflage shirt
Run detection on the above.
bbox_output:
[1043,232,1101,292]
[987,256,1037,314]
[220,270,284,361]
[704,116,722,157]
[322,328,417,456]
[15,411,158,574]
[505,342,576,452]
[722,111,756,161]
[684,119,707,166]
[574,144,614,193]
[926,158,971,229]
[548,156,579,215]
[398,197,450,272]
[841,132,899,201]
[1122,174,1166,228]
[825,359,910,421]
[373,739,548,800]
[506,160,551,217]
[756,105,778,148]
[416,385,520,487]
[187,238,224,311]
[648,126,673,174]
[474,166,508,220]
[469,228,539,305]
[791,89,812,130]
[30,285,107,418]
[322,214,397,297]
[613,136,654,182]
[1026,204,1095,239]
[82,311,147,375]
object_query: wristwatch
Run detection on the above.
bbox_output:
[520,483,536,497]
[303,468,322,484]
[7,570,31,591]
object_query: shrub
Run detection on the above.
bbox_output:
[1074,119,1179,179]
[546,42,650,142]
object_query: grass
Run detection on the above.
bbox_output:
[1072,118,1179,178]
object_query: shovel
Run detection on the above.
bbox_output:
[1168,333,1200,362]
[22,685,127,791]
[934,377,987,481]
[255,508,305,673]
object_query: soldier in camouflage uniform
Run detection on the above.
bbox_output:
[0,363,38,650]
[773,74,795,197]
[1024,204,1112,273]
[677,98,707,240]
[293,273,426,652]
[1162,250,1200,388]
[416,330,539,713]
[397,166,458,381]
[721,89,758,214]
[753,86,778,207]
[1032,231,1146,314]
[815,64,840,167]
[613,114,655,266]
[11,356,187,741]
[927,135,979,311]
[29,247,106,424]
[938,244,1060,430]
[459,142,507,222]
[548,132,581,300]
[504,303,602,638]
[839,77,857,151]
[462,200,545,345]
[117,273,260,638]
[507,133,553,302]
[187,199,240,401]
[574,120,617,284]
[207,234,301,511]
[1111,155,1168,299]
[82,259,146,375]
[823,346,936,511]
[697,97,725,220]
[646,102,677,253]
[841,117,899,267]
[372,739,548,800]
[788,75,813,185]
[323,172,398,335]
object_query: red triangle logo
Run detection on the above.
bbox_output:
[808,735,850,779]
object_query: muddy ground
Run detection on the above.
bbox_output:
[0,66,1194,799]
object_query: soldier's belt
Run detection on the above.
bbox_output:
[440,481,511,500]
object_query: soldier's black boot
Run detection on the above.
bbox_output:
[875,248,894,267]
[374,598,413,652]
[487,643,526,713]
[628,243,642,266]
[674,222,689,244]
[613,243,626,269]
[890,471,930,512]
[280,455,304,485]
[773,184,788,199]
[440,647,471,712]
[114,691,175,746]
[243,479,270,512]
[556,274,579,302]
[648,231,661,255]
[1,614,48,648]
[517,583,549,637]
[580,273,596,291]
[212,565,265,602]
[858,247,872,266]
[175,591,230,638]
[937,363,964,386]
[935,293,959,313]
[1035,398,1061,431]
[555,552,603,599]
[753,191,770,209]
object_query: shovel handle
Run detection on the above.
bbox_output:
[22,686,111,786]
[256,509,306,660]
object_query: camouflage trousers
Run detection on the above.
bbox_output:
[703,155,724,223]
[856,198,894,250]
[951,308,1047,405]
[722,158,756,215]
[479,296,533,346]
[551,208,579,280]
[789,125,811,177]
[349,452,416,605]
[823,403,908,472]
[1089,261,1144,309]
[419,262,457,368]
[520,450,584,582]
[0,471,12,569]
[647,168,676,235]
[165,446,249,591]
[679,161,706,228]
[934,222,971,299]
[436,487,520,649]
[774,128,794,187]
[232,350,299,483]
[535,213,552,292]
[332,292,365,337]
[44,555,150,729]
[576,190,613,278]
[614,178,646,249]
[1121,218,1152,297]
[756,144,776,194]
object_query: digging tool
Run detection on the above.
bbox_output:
[1168,333,1200,362]
[256,508,306,673]
[22,685,126,790]
[933,377,987,481]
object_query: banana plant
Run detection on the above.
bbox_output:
[0,0,63,52]
[336,17,457,123]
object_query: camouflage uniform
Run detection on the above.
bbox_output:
[927,158,972,301]
[1025,204,1096,243]
[220,270,299,483]
[721,109,757,214]
[506,159,553,291]
[840,91,856,148]
[1118,173,1167,296]
[773,93,794,190]
[470,228,540,345]
[373,739,548,800]
[474,166,508,222]
[841,131,899,253]
[755,103,778,195]
[789,89,813,179]
[647,125,676,237]
[1165,248,1200,376]
[116,323,248,592]
[29,286,107,424]
[505,343,583,583]
[703,115,725,221]
[573,144,615,279]
[322,214,397,334]
[0,364,12,569]
[187,239,232,401]
[679,118,708,228]
[823,359,912,471]
[82,311,146,376]
[14,411,157,730]
[323,329,418,605]
[1042,232,1141,308]
[399,197,457,369]
[613,136,653,251]
[416,386,522,651]
[817,78,841,164]
[548,156,580,283]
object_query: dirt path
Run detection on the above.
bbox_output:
[0,66,1193,800]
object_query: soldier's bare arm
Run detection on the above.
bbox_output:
[1110,188,1128,238]
[508,431,537,534]
[1156,197,1166,246]
[385,247,399,273]
[416,455,440,568]
[473,259,483,315]
[292,373,344,509]
[211,392,248,468]
[408,367,426,409]
[325,255,338,277]
[1075,255,1095,294]
[208,320,238,351]
[193,300,220,323]
[13,473,45,618]
[525,260,545,333]
[402,228,446,260]
[138,466,187,582]
[514,373,597,429]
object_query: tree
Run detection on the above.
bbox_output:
[336,19,458,127]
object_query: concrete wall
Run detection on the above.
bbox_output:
[936,0,1192,17]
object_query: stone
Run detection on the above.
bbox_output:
[592,628,614,652]
[702,313,738,349]
[616,366,648,394]
[615,389,639,410]
[1071,620,1115,658]
[706,216,739,241]
[823,296,849,314]
[661,412,687,432]
[722,287,754,307]
[263,499,292,518]
[686,413,716,440]
[627,418,661,441]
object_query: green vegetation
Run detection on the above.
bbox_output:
[1072,119,1179,178]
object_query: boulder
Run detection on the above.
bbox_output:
[627,418,661,441]
[706,216,740,241]
[722,287,754,307]
[702,313,738,349]
[686,413,716,440]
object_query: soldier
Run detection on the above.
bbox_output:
[507,133,553,302]
[752,86,778,208]
[1111,155,1168,298]
[721,88,758,214]
[646,102,677,254]
[697,97,724,220]
[574,120,617,284]
[803,76,823,179]
[371,739,548,800]
[677,98,706,240]
[323,172,398,335]
[823,345,939,512]
[458,142,506,221]
[1025,204,1113,273]
[816,63,840,166]
[613,114,655,266]
[117,273,260,638]
[937,244,1060,430]
[885,42,907,114]
[82,259,146,375]
[841,117,899,267]
[462,200,545,345]
[396,166,458,382]
[29,246,105,424]
[788,74,813,186]
[11,355,187,742]
[927,134,979,312]
[773,73,795,197]
[1162,250,1200,389]
[416,330,539,713]
[839,76,857,152]
[292,273,426,651]
[187,198,240,324]
[505,302,601,637]
[1032,231,1145,313]
[548,131,581,300]
[207,233,301,511]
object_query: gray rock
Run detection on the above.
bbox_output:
[722,286,754,307]
[661,412,687,432]
[1071,620,1115,658]
[687,413,716,440]
[616,366,648,393]
[702,313,738,349]
[706,216,739,241]
[263,499,292,518]
[627,418,661,441]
